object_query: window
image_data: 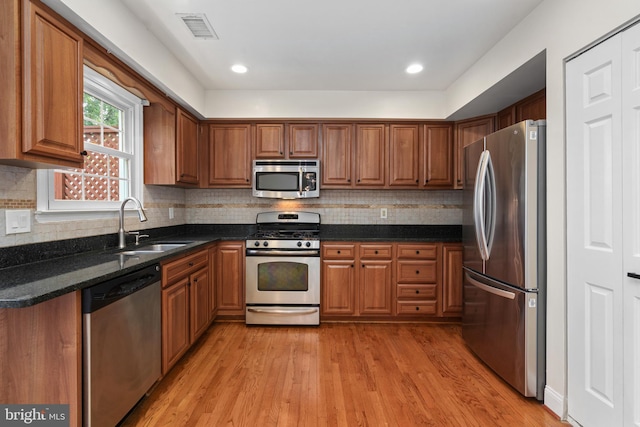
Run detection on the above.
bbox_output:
[37,66,144,217]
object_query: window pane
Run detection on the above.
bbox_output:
[83,93,101,125]
[84,151,108,176]
[54,171,83,200]
[102,103,121,129]
[104,128,121,150]
[109,179,121,201]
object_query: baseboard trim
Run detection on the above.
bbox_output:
[544,385,566,419]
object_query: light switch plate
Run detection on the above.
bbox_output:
[6,210,31,234]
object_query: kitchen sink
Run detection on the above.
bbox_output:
[118,242,190,256]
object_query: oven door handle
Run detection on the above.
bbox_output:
[246,249,320,256]
[247,307,319,315]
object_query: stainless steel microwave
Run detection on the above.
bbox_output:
[252,160,320,199]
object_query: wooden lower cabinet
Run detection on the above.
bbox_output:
[321,241,462,321]
[161,248,211,374]
[0,292,82,427]
[216,241,246,318]
[321,242,393,319]
[442,243,464,317]
[395,243,441,317]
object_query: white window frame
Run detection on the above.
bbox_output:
[37,66,145,222]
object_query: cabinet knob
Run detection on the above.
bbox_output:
[337,250,341,254]
[425,179,429,184]
[416,270,420,274]
[80,150,88,156]
[280,151,283,155]
[415,290,420,294]
[289,151,293,155]
[374,250,378,254]
[416,250,420,254]
[189,262,194,267]
[351,264,354,268]
[361,264,364,268]
[416,179,419,183]
[416,306,420,311]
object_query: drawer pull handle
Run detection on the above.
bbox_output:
[628,272,640,280]
[189,262,194,267]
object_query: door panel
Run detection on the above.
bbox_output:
[567,32,624,427]
[622,22,640,427]
[483,122,528,289]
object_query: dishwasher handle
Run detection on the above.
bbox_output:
[82,264,161,313]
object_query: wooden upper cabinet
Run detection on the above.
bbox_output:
[423,124,454,188]
[389,125,419,187]
[0,0,84,168]
[497,89,546,130]
[288,124,319,158]
[355,124,386,187]
[453,115,495,189]
[207,124,252,187]
[321,124,353,187]
[176,108,199,185]
[255,123,318,159]
[515,88,546,122]
[144,102,176,184]
[255,124,285,158]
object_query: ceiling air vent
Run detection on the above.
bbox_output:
[176,13,218,40]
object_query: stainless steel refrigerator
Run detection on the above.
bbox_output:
[462,120,546,400]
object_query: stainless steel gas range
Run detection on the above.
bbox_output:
[245,211,321,325]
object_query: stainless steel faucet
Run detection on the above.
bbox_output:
[118,197,148,249]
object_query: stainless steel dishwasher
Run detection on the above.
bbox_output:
[82,264,161,427]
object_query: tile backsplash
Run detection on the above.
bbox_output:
[0,164,462,248]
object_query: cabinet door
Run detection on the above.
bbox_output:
[144,102,177,185]
[515,89,546,122]
[454,116,494,189]
[442,243,463,316]
[423,124,454,188]
[359,260,393,315]
[162,278,190,374]
[321,124,353,187]
[321,260,356,315]
[216,242,245,315]
[190,268,210,342]
[208,125,252,187]
[389,125,419,187]
[176,108,199,185]
[23,2,83,163]
[288,124,318,158]
[255,124,285,158]
[355,124,386,187]
[208,245,218,320]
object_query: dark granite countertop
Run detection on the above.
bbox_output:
[0,224,460,308]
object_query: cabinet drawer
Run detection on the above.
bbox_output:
[397,244,437,260]
[396,261,437,283]
[359,244,393,259]
[397,284,437,300]
[162,249,208,287]
[396,301,437,315]
[322,244,356,259]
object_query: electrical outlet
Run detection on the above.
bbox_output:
[169,207,175,219]
[6,210,31,234]
[380,208,387,219]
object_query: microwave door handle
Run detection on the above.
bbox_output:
[299,167,303,196]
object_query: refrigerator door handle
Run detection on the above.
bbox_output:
[485,151,497,258]
[474,150,490,260]
[466,272,516,300]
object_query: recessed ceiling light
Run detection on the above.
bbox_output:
[231,64,248,74]
[406,64,424,74]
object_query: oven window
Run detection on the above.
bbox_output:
[256,172,299,191]
[257,262,308,291]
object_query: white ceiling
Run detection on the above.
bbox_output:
[118,0,544,92]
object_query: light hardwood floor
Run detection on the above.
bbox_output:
[122,322,566,426]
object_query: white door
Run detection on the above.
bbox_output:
[622,22,640,427]
[567,32,624,427]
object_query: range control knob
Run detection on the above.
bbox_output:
[254,241,260,247]
[305,241,311,247]
[297,241,303,247]
[263,241,269,247]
